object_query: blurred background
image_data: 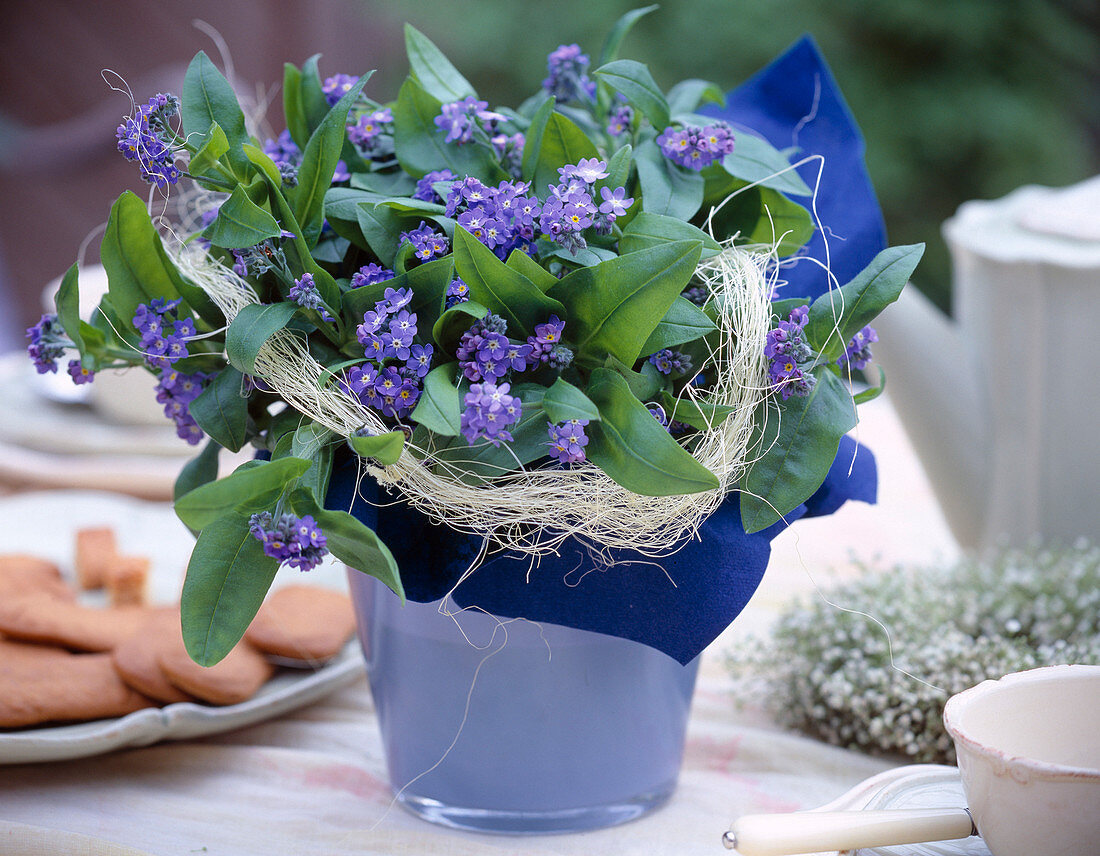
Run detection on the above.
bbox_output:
[0,0,1096,350]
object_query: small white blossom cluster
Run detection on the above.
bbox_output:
[727,541,1100,763]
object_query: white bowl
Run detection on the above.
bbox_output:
[943,664,1100,856]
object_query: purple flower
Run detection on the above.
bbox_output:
[414,168,456,203]
[839,325,878,371]
[543,44,596,104]
[526,314,566,364]
[248,511,329,571]
[154,368,209,445]
[406,343,434,378]
[67,359,94,385]
[446,276,470,307]
[115,96,181,188]
[263,129,301,168]
[764,306,816,400]
[347,108,393,156]
[657,121,736,171]
[26,314,65,375]
[289,273,335,322]
[400,222,450,261]
[606,101,634,137]
[460,381,522,446]
[322,74,358,106]
[599,185,633,218]
[375,286,414,315]
[387,310,418,360]
[347,364,381,409]
[547,419,589,464]
[648,404,670,430]
[350,263,395,289]
[434,96,489,144]
[647,349,692,376]
[562,158,608,184]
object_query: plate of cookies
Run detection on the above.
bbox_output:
[0,490,365,764]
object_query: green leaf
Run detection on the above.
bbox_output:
[543,245,619,268]
[350,170,418,196]
[596,143,633,198]
[709,181,813,257]
[658,391,737,431]
[175,456,311,531]
[410,363,462,436]
[506,249,557,292]
[181,51,250,180]
[181,513,279,666]
[100,192,183,327]
[189,367,248,452]
[348,431,405,466]
[530,111,601,199]
[543,377,601,424]
[598,5,659,66]
[852,364,887,405]
[453,227,565,338]
[603,353,662,400]
[804,244,925,361]
[620,211,721,257]
[634,140,705,221]
[586,369,719,496]
[740,369,858,533]
[285,421,334,502]
[299,55,331,137]
[188,121,230,177]
[355,202,407,267]
[667,79,726,116]
[393,77,505,181]
[431,300,488,354]
[640,295,717,354]
[404,24,476,102]
[283,62,309,149]
[241,143,282,187]
[201,185,283,249]
[722,135,812,197]
[174,439,222,504]
[548,240,701,366]
[519,95,554,184]
[224,302,300,375]
[594,59,670,130]
[292,73,371,248]
[53,263,84,355]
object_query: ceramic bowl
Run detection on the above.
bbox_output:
[943,664,1100,856]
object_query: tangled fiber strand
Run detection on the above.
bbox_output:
[167,224,776,559]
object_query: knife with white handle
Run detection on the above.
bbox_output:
[723,807,978,855]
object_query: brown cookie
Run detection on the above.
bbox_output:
[158,636,274,706]
[106,555,150,607]
[244,585,357,663]
[111,607,196,704]
[0,593,152,652]
[0,649,157,728]
[74,527,118,590]
[0,554,76,602]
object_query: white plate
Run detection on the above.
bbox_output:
[0,490,364,764]
[797,764,990,856]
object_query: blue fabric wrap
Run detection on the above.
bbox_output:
[324,36,886,665]
[701,35,888,301]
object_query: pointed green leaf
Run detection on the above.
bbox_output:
[549,240,701,365]
[740,369,858,533]
[348,431,405,466]
[594,59,670,130]
[283,61,309,148]
[640,295,718,354]
[667,79,726,116]
[410,363,462,436]
[658,391,737,431]
[519,95,554,183]
[174,456,311,531]
[506,249,557,292]
[224,302,300,375]
[189,366,248,452]
[585,369,719,496]
[174,439,222,504]
[181,513,279,666]
[531,111,600,199]
[201,185,283,249]
[299,55,331,136]
[181,51,250,179]
[354,202,406,266]
[53,263,84,355]
[431,300,488,354]
[404,24,476,102]
[453,227,565,338]
[634,139,705,220]
[292,73,371,247]
[620,211,722,257]
[805,244,925,361]
[598,5,659,66]
[188,121,230,177]
[241,143,282,187]
[543,377,601,424]
[722,135,812,197]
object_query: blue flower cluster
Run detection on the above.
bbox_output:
[349,263,395,289]
[657,121,736,171]
[68,360,94,385]
[455,313,532,382]
[445,176,541,260]
[542,44,596,105]
[764,305,817,400]
[348,287,432,420]
[539,159,633,255]
[399,222,450,261]
[547,418,589,464]
[26,314,65,375]
[839,325,878,371]
[434,96,505,145]
[413,169,456,203]
[446,276,470,308]
[115,93,181,188]
[346,107,394,161]
[648,349,693,376]
[606,99,634,138]
[322,73,359,106]
[134,299,208,444]
[248,511,329,572]
[288,274,335,322]
[460,381,522,446]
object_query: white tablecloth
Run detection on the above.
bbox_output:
[0,394,959,855]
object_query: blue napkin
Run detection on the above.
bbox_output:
[702,35,888,301]
[326,36,886,664]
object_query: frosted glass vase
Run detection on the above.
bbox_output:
[347,570,700,834]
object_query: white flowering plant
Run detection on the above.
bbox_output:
[27,8,921,665]
[727,543,1100,763]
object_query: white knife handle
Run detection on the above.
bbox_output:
[724,807,976,855]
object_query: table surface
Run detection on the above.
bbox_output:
[0,391,961,856]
